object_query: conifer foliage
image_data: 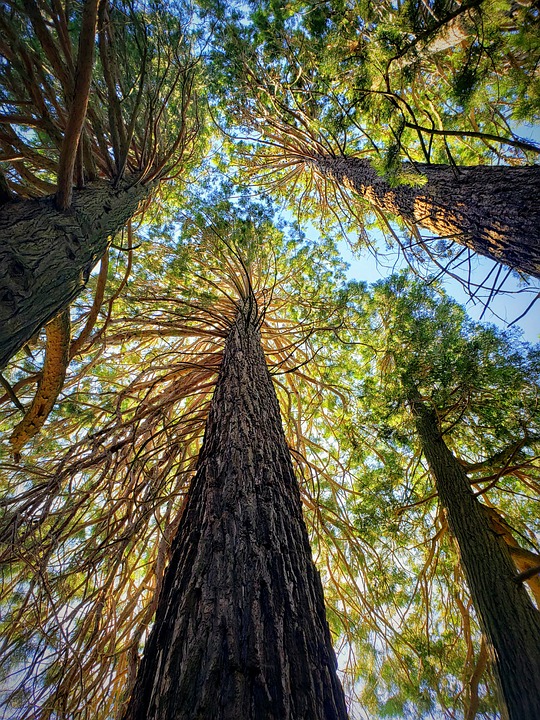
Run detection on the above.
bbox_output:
[0,1,540,719]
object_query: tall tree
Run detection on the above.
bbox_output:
[1,187,539,718]
[406,384,540,720]
[309,156,540,278]
[342,276,540,717]
[0,200,355,717]
[124,292,348,719]
[204,0,540,279]
[0,0,203,369]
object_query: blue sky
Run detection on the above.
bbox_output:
[338,237,540,343]
[336,120,540,344]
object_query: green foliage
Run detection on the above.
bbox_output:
[1,0,540,717]
[307,274,539,717]
[3,204,537,718]
[199,0,540,255]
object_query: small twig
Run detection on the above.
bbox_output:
[0,373,25,413]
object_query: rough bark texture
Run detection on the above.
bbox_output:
[409,388,540,720]
[124,301,348,720]
[0,178,149,369]
[314,156,540,278]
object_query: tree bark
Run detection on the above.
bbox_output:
[0,178,149,369]
[408,387,540,720]
[123,299,348,720]
[391,0,483,68]
[313,155,540,278]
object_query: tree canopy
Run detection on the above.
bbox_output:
[0,1,539,718]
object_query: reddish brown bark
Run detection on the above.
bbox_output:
[314,155,540,278]
[9,309,70,459]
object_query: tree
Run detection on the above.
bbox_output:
[203,0,540,279]
[342,275,540,717]
[2,191,540,717]
[2,168,540,718]
[0,0,203,369]
[124,291,348,719]
[0,198,357,717]
[0,181,150,370]
[2,3,540,716]
[406,385,540,720]
[309,156,540,279]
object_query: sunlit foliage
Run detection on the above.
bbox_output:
[0,1,539,718]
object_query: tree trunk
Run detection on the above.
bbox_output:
[392,0,483,68]
[123,299,348,720]
[0,178,149,369]
[408,387,540,720]
[313,155,540,278]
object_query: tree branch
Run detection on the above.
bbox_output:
[56,0,100,209]
[9,310,71,459]
[404,122,540,155]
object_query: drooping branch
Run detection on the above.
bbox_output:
[70,250,109,358]
[402,122,540,155]
[9,309,71,459]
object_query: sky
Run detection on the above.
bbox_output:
[333,119,540,345]
[337,237,540,343]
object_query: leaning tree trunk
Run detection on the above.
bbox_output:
[124,298,348,720]
[407,387,540,720]
[313,155,540,279]
[0,178,149,369]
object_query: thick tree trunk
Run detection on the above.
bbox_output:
[124,300,348,720]
[0,178,149,369]
[408,388,540,720]
[314,155,540,278]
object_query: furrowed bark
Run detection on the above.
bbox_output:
[408,387,540,720]
[313,156,540,278]
[0,178,149,370]
[124,300,348,720]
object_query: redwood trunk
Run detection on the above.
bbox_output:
[0,179,149,369]
[314,155,540,278]
[124,301,348,720]
[408,388,540,720]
